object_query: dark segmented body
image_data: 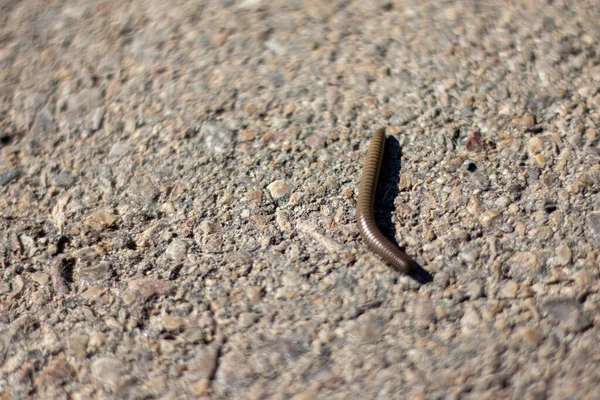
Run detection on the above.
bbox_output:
[357,128,413,274]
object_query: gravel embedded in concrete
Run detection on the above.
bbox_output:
[1,0,599,399]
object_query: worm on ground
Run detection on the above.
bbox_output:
[357,128,413,274]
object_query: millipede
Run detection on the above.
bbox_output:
[357,128,413,274]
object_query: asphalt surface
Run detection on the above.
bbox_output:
[1,0,599,399]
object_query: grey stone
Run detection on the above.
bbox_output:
[78,261,112,282]
[187,345,220,380]
[91,107,105,131]
[165,239,189,262]
[31,108,55,136]
[52,171,75,187]
[0,169,21,186]
[91,357,128,389]
[108,141,130,161]
[128,175,158,203]
[201,122,234,155]
[541,298,591,333]
[587,211,600,238]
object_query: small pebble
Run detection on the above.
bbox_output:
[91,357,128,389]
[479,210,500,227]
[510,252,541,271]
[555,244,572,265]
[52,171,75,188]
[541,298,591,333]
[357,313,383,344]
[584,128,596,142]
[124,117,136,135]
[270,117,289,129]
[67,333,89,357]
[129,175,158,203]
[199,220,220,235]
[534,154,545,167]
[239,129,255,142]
[0,169,21,186]
[189,379,210,396]
[165,239,189,262]
[572,270,593,287]
[238,312,259,328]
[500,281,519,299]
[461,306,481,334]
[282,271,302,287]
[162,315,184,332]
[586,211,600,238]
[78,261,112,282]
[578,86,597,98]
[518,327,544,346]
[128,279,174,299]
[466,281,484,300]
[265,40,287,56]
[527,137,543,155]
[89,332,106,349]
[246,286,263,303]
[91,108,105,131]
[85,210,116,231]
[31,109,55,136]
[30,272,50,285]
[108,142,130,161]
[515,114,535,128]
[201,122,234,154]
[267,180,290,199]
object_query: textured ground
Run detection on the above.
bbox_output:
[1,0,600,399]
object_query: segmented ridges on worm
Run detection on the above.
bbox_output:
[357,128,413,274]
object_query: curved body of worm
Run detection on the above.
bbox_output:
[356,128,413,274]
